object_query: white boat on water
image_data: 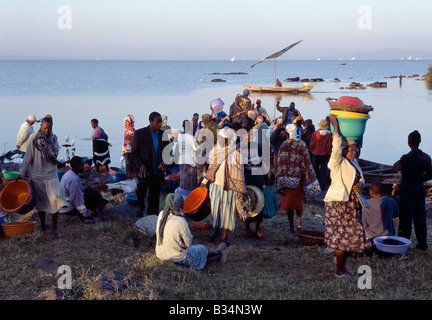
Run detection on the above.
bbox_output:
[230,56,235,62]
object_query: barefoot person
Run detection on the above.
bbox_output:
[324,114,365,277]
[18,117,68,237]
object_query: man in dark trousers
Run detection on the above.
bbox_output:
[393,130,432,250]
[131,111,168,217]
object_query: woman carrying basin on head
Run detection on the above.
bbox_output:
[324,114,365,277]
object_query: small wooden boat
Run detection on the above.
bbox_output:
[241,83,316,94]
[358,158,432,189]
[358,158,400,185]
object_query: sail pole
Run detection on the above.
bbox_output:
[274,54,276,86]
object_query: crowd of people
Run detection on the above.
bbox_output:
[14,89,432,275]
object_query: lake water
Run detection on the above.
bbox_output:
[1,59,432,167]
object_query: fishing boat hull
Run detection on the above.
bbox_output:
[358,158,432,188]
[241,83,316,93]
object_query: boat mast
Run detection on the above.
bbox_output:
[274,54,277,86]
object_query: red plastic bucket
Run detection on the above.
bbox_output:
[0,180,35,214]
[183,186,211,221]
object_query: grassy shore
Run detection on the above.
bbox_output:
[1,186,431,301]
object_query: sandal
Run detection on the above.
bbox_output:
[82,218,96,224]
[207,232,222,242]
[255,230,264,239]
[50,231,61,238]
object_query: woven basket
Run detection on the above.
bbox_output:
[297,230,325,246]
[326,98,373,114]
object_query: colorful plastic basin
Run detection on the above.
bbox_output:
[183,186,211,221]
[125,193,139,206]
[175,187,192,200]
[2,171,19,180]
[109,167,126,182]
[330,116,370,141]
[330,109,369,118]
[0,179,34,214]
[374,235,411,254]
[337,96,364,108]
[2,221,36,238]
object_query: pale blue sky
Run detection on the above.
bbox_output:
[1,0,431,60]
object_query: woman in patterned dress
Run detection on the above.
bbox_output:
[324,115,365,277]
[276,124,321,232]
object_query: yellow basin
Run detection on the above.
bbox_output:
[330,109,369,118]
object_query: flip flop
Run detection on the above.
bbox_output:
[50,231,61,238]
[255,230,264,239]
[82,218,96,224]
[207,232,222,242]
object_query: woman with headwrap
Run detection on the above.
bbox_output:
[324,114,365,277]
[276,124,321,233]
[201,125,248,245]
[91,118,111,172]
[155,193,230,269]
[19,117,68,238]
[123,114,136,178]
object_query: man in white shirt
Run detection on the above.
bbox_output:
[16,115,37,153]
[59,156,110,223]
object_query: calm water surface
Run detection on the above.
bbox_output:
[1,60,432,166]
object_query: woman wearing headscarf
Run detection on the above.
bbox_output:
[123,114,136,178]
[91,118,111,172]
[276,124,321,233]
[18,117,68,238]
[324,114,365,277]
[201,125,248,245]
[155,193,230,269]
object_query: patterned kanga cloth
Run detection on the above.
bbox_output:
[275,138,321,197]
[324,189,365,253]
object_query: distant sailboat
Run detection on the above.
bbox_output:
[407,56,412,60]
[351,57,356,61]
[316,58,321,61]
[230,56,235,62]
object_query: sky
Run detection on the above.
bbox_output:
[1,0,431,60]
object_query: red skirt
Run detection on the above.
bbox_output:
[280,184,303,211]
